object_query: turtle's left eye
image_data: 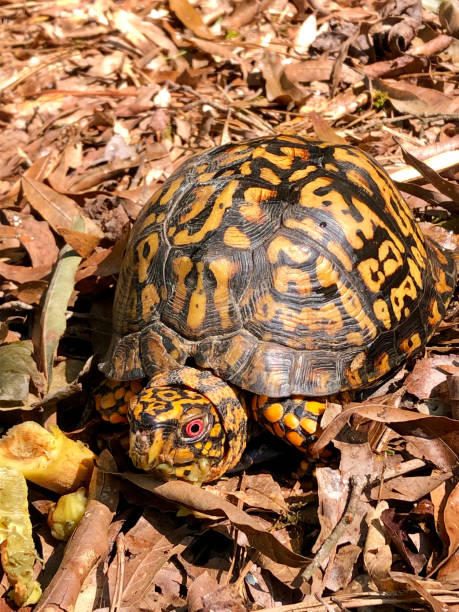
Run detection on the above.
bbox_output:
[183,418,204,439]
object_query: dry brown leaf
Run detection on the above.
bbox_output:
[169,0,214,40]
[374,78,459,116]
[0,262,52,283]
[313,401,459,470]
[310,112,348,145]
[3,212,58,270]
[58,228,101,258]
[120,473,309,568]
[285,58,361,85]
[404,356,457,400]
[21,177,103,238]
[364,501,393,589]
[438,482,459,578]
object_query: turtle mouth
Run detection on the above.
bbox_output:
[155,458,211,483]
[129,428,212,483]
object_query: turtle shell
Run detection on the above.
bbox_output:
[100,135,456,397]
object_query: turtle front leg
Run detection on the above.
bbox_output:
[252,395,326,453]
[94,379,144,424]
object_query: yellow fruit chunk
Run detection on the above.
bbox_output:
[48,487,88,541]
[0,422,95,494]
[0,467,42,606]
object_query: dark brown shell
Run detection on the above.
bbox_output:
[100,135,456,397]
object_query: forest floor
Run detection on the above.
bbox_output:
[0,0,458,610]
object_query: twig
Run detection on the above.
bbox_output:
[256,590,459,612]
[300,475,367,582]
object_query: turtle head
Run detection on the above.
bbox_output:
[128,367,248,483]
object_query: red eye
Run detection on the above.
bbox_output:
[184,419,204,439]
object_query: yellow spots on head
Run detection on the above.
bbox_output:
[358,258,385,293]
[272,266,311,296]
[141,284,160,319]
[373,298,391,329]
[187,261,206,330]
[210,423,222,438]
[316,255,339,288]
[284,413,299,429]
[428,298,442,328]
[223,226,251,249]
[286,430,306,449]
[244,186,277,205]
[400,333,421,355]
[374,352,390,376]
[159,176,184,206]
[299,176,334,207]
[208,257,239,329]
[174,180,238,245]
[137,233,159,283]
[178,185,216,225]
[252,147,294,170]
[263,402,284,423]
[172,256,193,313]
[300,417,318,435]
[204,440,213,451]
[288,166,317,182]
[239,161,252,175]
[260,166,282,185]
[346,331,364,346]
[390,276,418,321]
[267,236,310,264]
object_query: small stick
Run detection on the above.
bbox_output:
[300,475,367,583]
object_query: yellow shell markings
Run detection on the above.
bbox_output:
[266,235,311,265]
[173,180,239,246]
[288,166,318,182]
[333,147,418,238]
[223,226,251,249]
[252,146,295,170]
[208,258,239,329]
[260,166,282,185]
[187,262,207,330]
[171,256,193,314]
[251,292,345,337]
[272,266,311,296]
[178,184,216,226]
[137,233,159,284]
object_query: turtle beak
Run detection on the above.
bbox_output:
[129,425,167,471]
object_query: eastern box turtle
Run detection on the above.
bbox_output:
[98,135,456,483]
